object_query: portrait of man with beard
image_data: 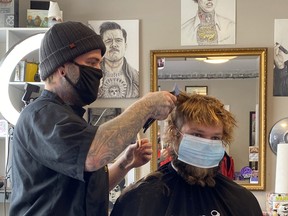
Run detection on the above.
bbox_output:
[110,93,262,216]
[88,20,139,98]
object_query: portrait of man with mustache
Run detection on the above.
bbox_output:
[95,21,139,98]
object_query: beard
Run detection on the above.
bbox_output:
[172,155,219,187]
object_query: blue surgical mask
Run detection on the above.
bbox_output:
[177,134,225,168]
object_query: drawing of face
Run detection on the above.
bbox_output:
[102,29,127,62]
[109,185,122,204]
[198,0,217,13]
[102,77,127,98]
[108,86,121,97]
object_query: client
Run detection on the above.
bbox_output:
[111,93,262,216]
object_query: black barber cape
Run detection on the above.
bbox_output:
[111,163,262,216]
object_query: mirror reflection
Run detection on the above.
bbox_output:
[150,48,267,190]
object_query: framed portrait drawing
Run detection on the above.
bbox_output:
[88,19,140,99]
[88,107,121,126]
[108,162,135,214]
[274,19,288,96]
[0,0,19,27]
[88,107,133,211]
[88,107,137,214]
[26,9,48,27]
[181,0,236,46]
[185,86,208,95]
[249,111,256,146]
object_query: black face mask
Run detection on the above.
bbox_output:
[65,62,103,105]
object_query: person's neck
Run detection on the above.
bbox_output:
[198,8,215,24]
[104,58,124,72]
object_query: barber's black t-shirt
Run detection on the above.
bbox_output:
[10,90,109,216]
[111,163,262,216]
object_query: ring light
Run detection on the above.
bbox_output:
[0,33,45,126]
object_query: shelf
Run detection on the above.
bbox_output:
[0,188,11,193]
[6,27,48,35]
[0,29,47,187]
[0,28,47,125]
[9,82,45,91]
[0,188,11,202]
[0,29,6,43]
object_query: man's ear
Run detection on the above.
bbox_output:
[57,65,66,77]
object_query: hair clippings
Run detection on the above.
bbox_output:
[143,84,180,133]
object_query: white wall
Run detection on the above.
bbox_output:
[16,0,288,212]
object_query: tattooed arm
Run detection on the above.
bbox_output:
[85,91,176,171]
[108,138,152,190]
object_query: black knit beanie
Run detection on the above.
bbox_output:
[39,21,106,81]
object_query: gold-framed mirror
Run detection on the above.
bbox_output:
[150,48,267,190]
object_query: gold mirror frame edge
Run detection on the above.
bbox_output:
[149,48,267,191]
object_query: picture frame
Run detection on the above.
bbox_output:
[0,0,19,27]
[181,0,235,46]
[26,9,63,28]
[87,107,140,181]
[249,111,256,146]
[274,19,288,96]
[0,119,8,136]
[30,1,50,10]
[88,107,122,126]
[88,107,138,213]
[108,161,135,214]
[88,107,141,213]
[26,9,49,27]
[185,86,208,95]
[88,19,140,98]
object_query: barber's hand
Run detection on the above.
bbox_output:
[274,43,285,69]
[122,138,152,170]
[142,91,177,120]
